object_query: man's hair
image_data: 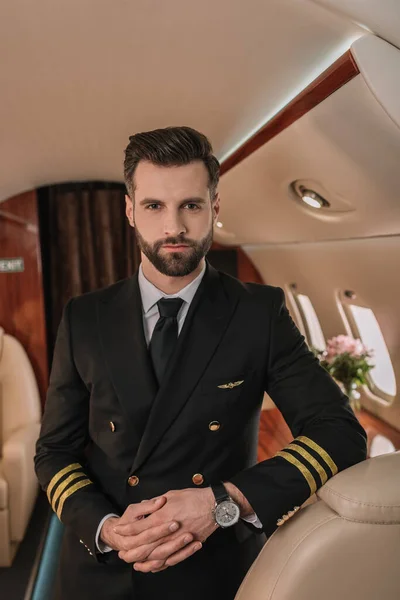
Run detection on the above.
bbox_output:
[123,126,220,201]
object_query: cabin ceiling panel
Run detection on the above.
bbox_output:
[311,0,400,50]
[217,65,400,245]
[0,0,362,202]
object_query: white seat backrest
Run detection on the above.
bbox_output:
[369,433,396,457]
[0,327,41,446]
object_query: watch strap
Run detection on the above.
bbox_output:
[210,482,230,504]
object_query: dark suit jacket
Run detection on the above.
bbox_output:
[35,263,367,600]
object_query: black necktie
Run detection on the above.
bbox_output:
[149,297,184,385]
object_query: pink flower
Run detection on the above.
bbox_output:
[324,335,371,362]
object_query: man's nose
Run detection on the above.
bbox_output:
[163,211,186,237]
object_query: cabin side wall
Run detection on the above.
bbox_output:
[245,235,400,431]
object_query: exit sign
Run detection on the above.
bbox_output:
[0,257,25,273]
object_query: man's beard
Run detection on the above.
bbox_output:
[134,225,213,277]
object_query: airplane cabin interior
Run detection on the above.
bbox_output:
[0,1,399,599]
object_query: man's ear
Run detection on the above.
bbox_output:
[212,193,220,222]
[125,194,134,227]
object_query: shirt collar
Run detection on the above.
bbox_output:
[138,262,206,314]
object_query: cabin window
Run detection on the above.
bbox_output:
[347,304,396,401]
[294,293,326,352]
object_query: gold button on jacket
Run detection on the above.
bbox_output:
[128,475,139,486]
[109,421,116,432]
[192,473,204,485]
[209,421,220,431]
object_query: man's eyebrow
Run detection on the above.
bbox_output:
[139,197,207,205]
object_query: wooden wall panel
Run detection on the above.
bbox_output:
[210,242,264,284]
[0,190,48,406]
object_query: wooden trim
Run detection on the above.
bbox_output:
[220,50,359,175]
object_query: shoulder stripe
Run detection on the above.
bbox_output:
[276,450,317,494]
[46,463,81,502]
[296,436,338,476]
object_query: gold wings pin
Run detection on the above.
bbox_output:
[217,380,244,390]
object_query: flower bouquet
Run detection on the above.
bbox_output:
[312,335,375,411]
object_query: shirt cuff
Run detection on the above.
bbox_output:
[241,512,263,529]
[95,513,119,553]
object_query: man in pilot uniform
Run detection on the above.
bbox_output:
[35,126,367,600]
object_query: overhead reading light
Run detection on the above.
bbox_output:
[290,182,331,210]
[289,180,354,218]
[300,188,330,209]
[213,220,236,240]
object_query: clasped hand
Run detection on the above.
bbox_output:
[100,488,218,573]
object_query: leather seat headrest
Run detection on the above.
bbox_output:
[317,451,400,524]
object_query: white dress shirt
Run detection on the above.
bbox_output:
[139,261,206,343]
[96,263,261,552]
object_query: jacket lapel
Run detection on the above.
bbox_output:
[131,263,239,473]
[98,274,158,437]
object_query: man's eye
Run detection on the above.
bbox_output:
[146,204,160,210]
[184,203,200,210]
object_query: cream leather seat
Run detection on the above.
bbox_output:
[0,327,41,566]
[235,451,400,600]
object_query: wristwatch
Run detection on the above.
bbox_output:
[210,482,241,528]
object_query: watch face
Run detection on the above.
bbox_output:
[215,500,240,527]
